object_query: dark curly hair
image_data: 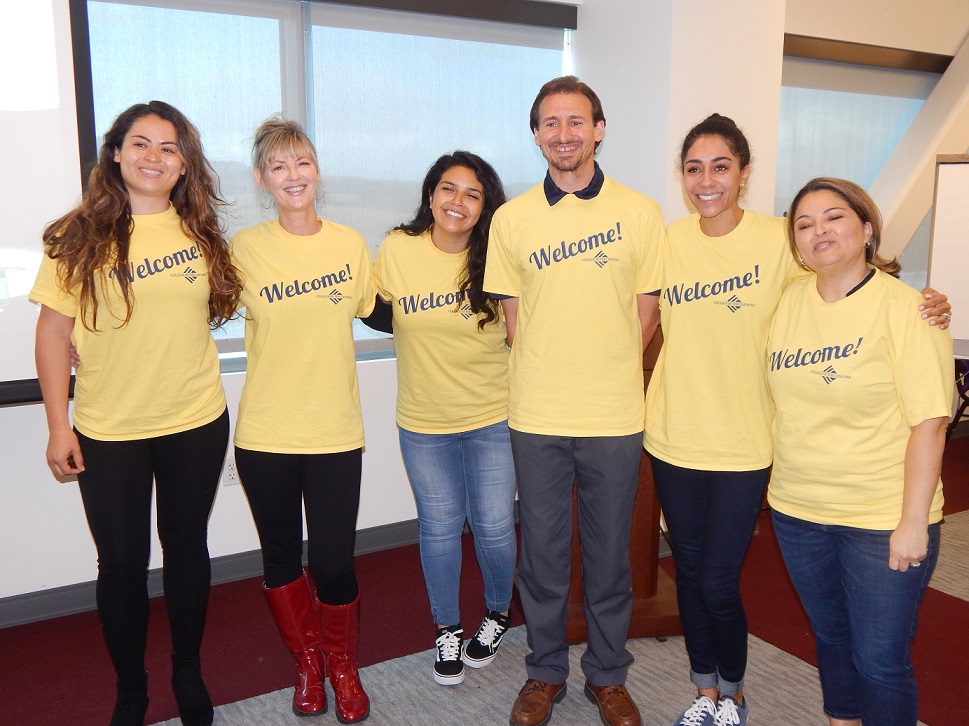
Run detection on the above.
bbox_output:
[42,101,241,330]
[394,151,506,328]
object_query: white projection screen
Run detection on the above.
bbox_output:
[927,155,969,359]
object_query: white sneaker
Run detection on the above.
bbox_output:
[433,625,465,685]
[714,695,748,726]
[672,695,717,726]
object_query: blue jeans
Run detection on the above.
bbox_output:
[398,420,517,626]
[651,455,769,695]
[772,510,940,725]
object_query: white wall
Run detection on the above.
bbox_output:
[4,0,969,602]
[572,0,785,224]
[785,0,969,56]
[0,358,412,599]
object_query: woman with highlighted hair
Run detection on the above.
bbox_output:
[32,101,241,726]
[231,118,375,723]
[768,178,951,726]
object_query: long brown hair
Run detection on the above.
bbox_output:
[42,101,241,330]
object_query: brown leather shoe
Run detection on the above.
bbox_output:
[584,682,641,726]
[509,679,568,726]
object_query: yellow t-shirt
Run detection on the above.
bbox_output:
[231,219,377,454]
[373,230,508,434]
[483,177,664,436]
[766,270,952,529]
[29,207,226,440]
[645,211,801,470]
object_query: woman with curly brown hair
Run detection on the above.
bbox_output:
[371,152,515,687]
[31,101,241,726]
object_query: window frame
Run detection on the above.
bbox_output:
[68,0,576,184]
[66,0,572,373]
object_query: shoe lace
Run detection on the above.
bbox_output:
[714,697,741,726]
[680,697,716,726]
[435,629,462,661]
[522,680,550,695]
[475,617,505,645]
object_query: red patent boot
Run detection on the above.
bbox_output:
[263,572,327,717]
[318,595,370,723]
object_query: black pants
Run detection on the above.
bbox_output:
[235,447,362,604]
[76,409,228,685]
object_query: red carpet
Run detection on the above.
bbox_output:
[0,535,508,725]
[2,435,967,725]
[741,434,969,726]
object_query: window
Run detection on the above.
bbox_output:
[775,57,940,288]
[83,0,567,352]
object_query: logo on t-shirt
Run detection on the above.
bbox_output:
[817,365,851,384]
[714,294,754,312]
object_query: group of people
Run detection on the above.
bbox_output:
[31,74,953,726]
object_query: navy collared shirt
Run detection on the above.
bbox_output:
[543,161,605,206]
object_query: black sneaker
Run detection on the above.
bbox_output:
[462,610,511,668]
[433,625,465,685]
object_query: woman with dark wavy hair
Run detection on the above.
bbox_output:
[31,101,241,726]
[370,151,516,686]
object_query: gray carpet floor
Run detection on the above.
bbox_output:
[151,624,928,725]
[152,512,969,725]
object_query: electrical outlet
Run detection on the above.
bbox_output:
[222,457,240,486]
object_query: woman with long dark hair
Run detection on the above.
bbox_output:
[370,151,517,686]
[32,101,241,726]
[231,118,374,723]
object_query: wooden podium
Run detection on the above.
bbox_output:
[565,331,682,643]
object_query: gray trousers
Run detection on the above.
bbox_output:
[509,430,642,686]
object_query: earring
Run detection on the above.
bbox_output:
[260,190,274,210]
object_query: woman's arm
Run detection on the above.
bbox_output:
[500,297,518,347]
[35,305,85,477]
[919,287,951,329]
[637,293,660,353]
[889,416,948,571]
[360,295,393,334]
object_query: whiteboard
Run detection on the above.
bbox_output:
[928,156,969,358]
